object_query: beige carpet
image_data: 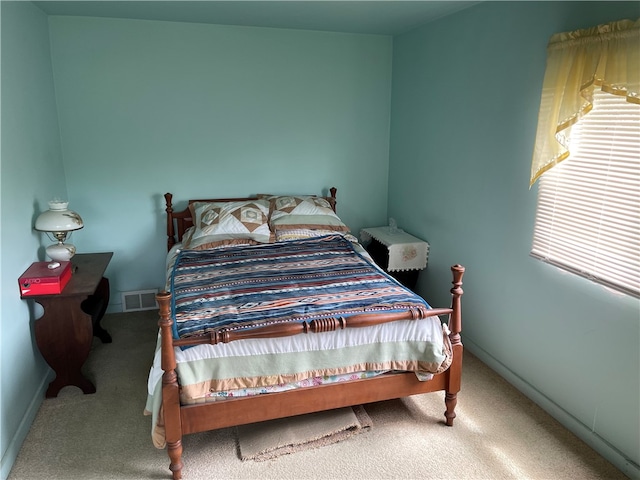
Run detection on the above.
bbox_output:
[237,405,372,461]
[8,310,628,480]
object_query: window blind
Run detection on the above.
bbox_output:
[531,89,640,298]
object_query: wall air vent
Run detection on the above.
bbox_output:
[121,289,158,312]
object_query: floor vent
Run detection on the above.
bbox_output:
[121,289,158,312]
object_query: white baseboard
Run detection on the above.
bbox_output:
[464,340,640,480]
[0,371,50,480]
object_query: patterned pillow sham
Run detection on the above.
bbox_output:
[267,195,350,232]
[184,199,272,250]
[275,228,358,243]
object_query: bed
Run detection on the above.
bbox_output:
[147,188,465,479]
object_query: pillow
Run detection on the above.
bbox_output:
[268,195,349,232]
[184,199,272,250]
[180,225,196,246]
[275,228,358,243]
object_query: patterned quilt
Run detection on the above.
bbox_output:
[170,235,431,340]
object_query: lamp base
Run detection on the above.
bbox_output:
[46,243,77,262]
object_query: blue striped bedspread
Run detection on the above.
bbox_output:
[170,235,431,340]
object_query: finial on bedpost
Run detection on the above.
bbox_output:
[329,187,337,213]
[165,193,176,251]
[448,265,465,345]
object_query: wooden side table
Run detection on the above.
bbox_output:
[360,227,429,290]
[22,252,113,398]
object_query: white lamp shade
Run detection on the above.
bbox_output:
[35,200,84,261]
[35,201,83,232]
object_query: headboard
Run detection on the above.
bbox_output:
[164,187,338,251]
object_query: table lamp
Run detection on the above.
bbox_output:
[35,200,84,261]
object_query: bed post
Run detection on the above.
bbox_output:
[165,193,176,251]
[444,264,465,426]
[157,291,184,480]
[328,187,337,212]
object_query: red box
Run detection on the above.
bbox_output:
[19,261,72,296]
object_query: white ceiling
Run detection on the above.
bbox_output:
[33,1,481,35]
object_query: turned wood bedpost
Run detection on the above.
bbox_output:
[165,193,176,251]
[157,291,184,480]
[448,265,464,341]
[445,264,465,426]
[329,187,337,212]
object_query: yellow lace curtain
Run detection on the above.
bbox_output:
[530,18,640,187]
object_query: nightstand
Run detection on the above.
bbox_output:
[360,227,429,290]
[22,252,113,398]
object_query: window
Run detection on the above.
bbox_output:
[531,89,640,297]
[529,19,639,298]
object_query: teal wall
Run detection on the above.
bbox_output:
[389,1,639,475]
[47,16,392,307]
[0,2,68,476]
[1,9,393,478]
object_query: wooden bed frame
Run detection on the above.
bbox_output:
[155,189,465,479]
